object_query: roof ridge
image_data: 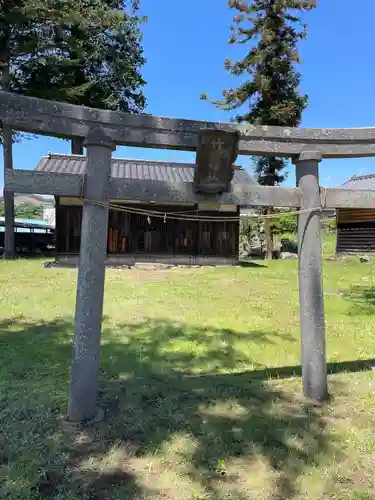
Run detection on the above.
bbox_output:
[42,152,244,169]
[348,173,375,181]
[46,152,85,159]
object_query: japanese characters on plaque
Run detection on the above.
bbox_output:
[193,129,240,195]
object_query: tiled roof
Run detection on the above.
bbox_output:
[341,174,375,190]
[35,153,256,185]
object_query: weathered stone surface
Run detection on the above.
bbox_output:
[280,252,298,260]
[5,169,82,197]
[67,130,115,422]
[2,90,375,158]
[360,255,371,263]
[133,262,173,271]
[194,129,239,195]
[2,124,15,259]
[5,168,301,207]
[11,165,375,210]
[110,178,301,207]
[295,155,328,401]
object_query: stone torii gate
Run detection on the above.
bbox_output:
[2,90,375,422]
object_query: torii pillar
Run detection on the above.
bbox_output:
[67,129,116,422]
[294,151,328,401]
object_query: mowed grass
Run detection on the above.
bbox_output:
[1,252,375,499]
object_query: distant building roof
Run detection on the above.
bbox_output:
[0,192,54,206]
[0,217,54,232]
[341,174,375,190]
[35,153,257,186]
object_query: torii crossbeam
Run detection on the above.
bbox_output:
[1,87,375,421]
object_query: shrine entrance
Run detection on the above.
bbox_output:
[2,89,375,421]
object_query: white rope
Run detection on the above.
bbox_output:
[79,174,332,222]
[82,199,238,222]
[80,198,328,223]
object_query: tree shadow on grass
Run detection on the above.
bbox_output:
[238,260,267,268]
[101,318,296,378]
[342,284,375,315]
[0,317,350,500]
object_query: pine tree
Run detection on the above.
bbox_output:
[1,0,146,256]
[202,0,311,259]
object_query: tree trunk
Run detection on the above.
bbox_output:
[264,207,274,260]
[71,137,84,155]
[1,57,15,259]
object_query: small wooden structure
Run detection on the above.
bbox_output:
[2,88,375,422]
[36,154,253,266]
[337,174,375,254]
[0,217,54,253]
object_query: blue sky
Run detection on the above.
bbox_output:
[1,0,375,190]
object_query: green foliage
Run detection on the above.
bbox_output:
[0,202,43,219]
[240,216,259,239]
[11,1,146,113]
[272,210,297,236]
[240,209,297,243]
[322,217,337,232]
[15,203,43,219]
[1,0,146,143]
[239,211,263,248]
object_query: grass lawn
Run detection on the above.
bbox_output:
[1,252,375,499]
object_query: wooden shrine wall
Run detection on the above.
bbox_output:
[56,203,239,258]
[337,208,375,254]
